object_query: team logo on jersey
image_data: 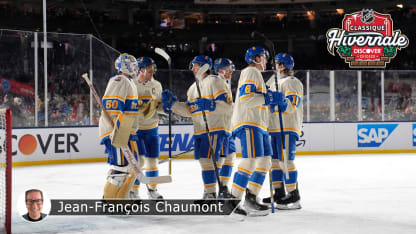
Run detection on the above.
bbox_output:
[412,124,416,147]
[326,9,409,68]
[357,124,398,147]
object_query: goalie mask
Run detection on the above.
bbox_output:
[114,53,138,77]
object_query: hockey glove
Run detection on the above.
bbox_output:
[195,98,216,112]
[161,89,177,112]
[265,90,286,106]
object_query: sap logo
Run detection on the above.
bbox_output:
[413,124,416,147]
[12,133,79,156]
[159,133,194,152]
[357,124,398,147]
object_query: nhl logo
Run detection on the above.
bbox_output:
[360,9,375,24]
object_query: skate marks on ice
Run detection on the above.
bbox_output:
[11,154,416,234]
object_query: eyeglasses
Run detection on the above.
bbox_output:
[26,199,43,205]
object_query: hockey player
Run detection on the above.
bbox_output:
[161,55,233,199]
[213,58,236,198]
[131,56,164,200]
[230,46,285,216]
[263,53,303,210]
[99,53,140,199]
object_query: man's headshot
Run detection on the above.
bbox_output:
[22,189,47,222]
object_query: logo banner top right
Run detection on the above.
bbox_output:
[326,9,409,69]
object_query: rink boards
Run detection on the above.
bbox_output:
[11,122,416,166]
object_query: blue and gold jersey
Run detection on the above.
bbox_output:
[231,66,269,135]
[267,75,303,139]
[133,78,162,130]
[99,74,139,142]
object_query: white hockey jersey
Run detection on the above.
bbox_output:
[266,75,303,138]
[231,66,269,134]
[99,74,139,142]
[171,74,233,136]
[133,78,162,130]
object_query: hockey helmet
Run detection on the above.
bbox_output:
[275,53,294,70]
[137,56,157,72]
[114,53,138,77]
[214,58,235,74]
[245,46,268,64]
[189,55,213,70]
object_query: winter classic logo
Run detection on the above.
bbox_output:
[326,9,409,68]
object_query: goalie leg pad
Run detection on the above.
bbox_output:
[144,157,159,190]
[104,167,135,199]
[231,158,255,198]
[199,158,217,194]
[247,156,272,196]
[110,114,136,148]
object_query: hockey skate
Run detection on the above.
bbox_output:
[275,184,301,210]
[129,191,141,200]
[244,189,269,216]
[223,195,247,217]
[147,189,164,200]
[202,191,217,199]
[194,191,217,206]
[262,186,286,204]
[219,185,231,198]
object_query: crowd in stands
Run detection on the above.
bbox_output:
[1,2,416,126]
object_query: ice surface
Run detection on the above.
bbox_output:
[12,153,416,234]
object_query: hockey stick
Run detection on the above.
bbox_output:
[194,64,222,192]
[81,73,172,184]
[159,147,194,164]
[252,31,289,213]
[155,47,173,175]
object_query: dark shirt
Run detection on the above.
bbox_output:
[22,212,47,222]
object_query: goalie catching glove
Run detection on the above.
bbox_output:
[138,99,159,120]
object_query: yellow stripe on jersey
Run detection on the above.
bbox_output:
[239,92,254,101]
[268,128,301,135]
[188,95,214,102]
[240,80,259,87]
[256,106,268,110]
[285,91,302,97]
[103,95,126,101]
[138,122,159,130]
[213,89,227,98]
[233,122,268,131]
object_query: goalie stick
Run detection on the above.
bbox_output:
[194,64,222,193]
[159,148,194,165]
[81,73,172,184]
[155,47,173,175]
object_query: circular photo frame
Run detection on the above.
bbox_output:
[18,188,51,223]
